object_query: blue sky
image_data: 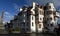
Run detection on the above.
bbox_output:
[0,0,60,23]
[0,0,26,22]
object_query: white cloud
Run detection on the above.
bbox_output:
[4,12,14,22]
[5,12,9,15]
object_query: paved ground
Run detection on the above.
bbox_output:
[0,33,59,36]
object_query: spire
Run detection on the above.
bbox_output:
[1,10,4,24]
[1,10,4,19]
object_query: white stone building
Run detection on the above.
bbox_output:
[11,2,59,33]
[44,2,59,33]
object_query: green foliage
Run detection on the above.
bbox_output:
[12,27,20,31]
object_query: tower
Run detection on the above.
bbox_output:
[1,10,4,25]
[44,2,58,33]
[0,10,5,33]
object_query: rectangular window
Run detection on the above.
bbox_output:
[32,16,33,20]
[49,11,52,14]
[27,12,30,20]
[40,11,44,15]
[47,18,49,20]
[50,18,52,20]
[47,11,52,15]
[32,22,33,26]
[40,18,42,20]
[18,23,19,26]
[47,12,49,15]
[47,24,49,26]
[39,24,41,28]
[22,22,25,26]
[53,12,56,15]
[24,14,25,17]
[50,24,53,27]
[27,22,29,26]
[26,28,29,31]
[48,6,51,9]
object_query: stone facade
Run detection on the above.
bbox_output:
[10,2,59,33]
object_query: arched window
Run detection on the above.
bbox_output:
[32,22,34,26]
[32,16,33,20]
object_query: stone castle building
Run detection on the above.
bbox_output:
[10,2,59,33]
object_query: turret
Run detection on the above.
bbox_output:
[46,2,56,11]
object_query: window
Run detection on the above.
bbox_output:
[53,12,56,15]
[35,12,38,16]
[47,18,49,20]
[27,24,28,26]
[40,11,41,14]
[27,12,30,19]
[26,28,29,31]
[47,11,52,15]
[50,24,53,26]
[39,24,41,28]
[54,17,56,20]
[24,14,25,17]
[50,18,52,20]
[47,12,49,15]
[27,22,29,26]
[27,16,29,20]
[48,6,51,9]
[22,22,25,26]
[44,21,47,23]
[32,22,33,26]
[40,18,42,20]
[36,17,38,20]
[49,11,52,14]
[40,11,44,15]
[27,15,29,18]
[47,24,49,26]
[18,23,19,26]
[27,18,29,20]
[32,16,33,20]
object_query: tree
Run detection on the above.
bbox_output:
[7,23,13,34]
